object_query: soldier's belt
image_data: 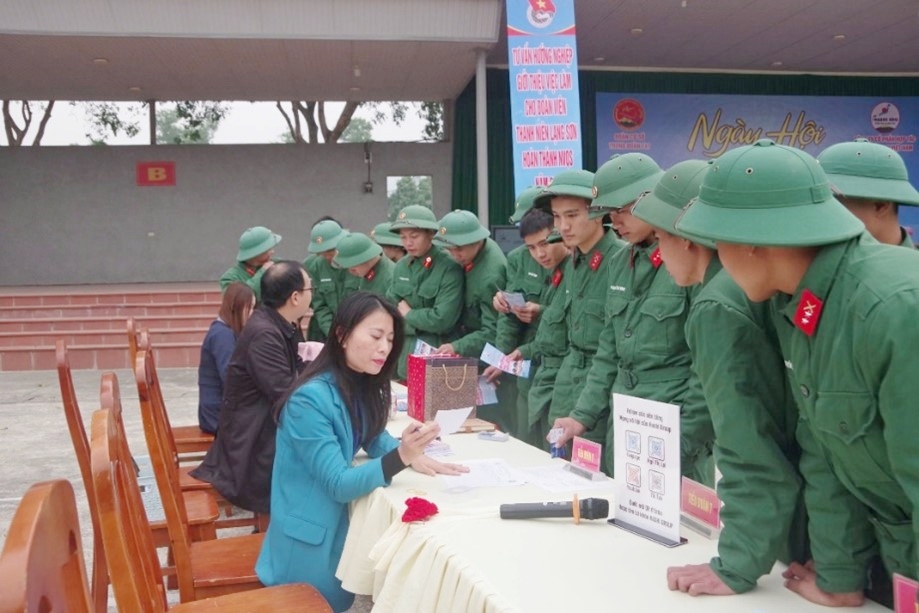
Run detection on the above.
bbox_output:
[540,355,564,369]
[565,347,596,369]
[617,365,689,390]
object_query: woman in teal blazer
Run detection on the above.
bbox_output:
[255,291,466,612]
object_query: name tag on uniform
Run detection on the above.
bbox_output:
[399,276,410,282]
[527,271,539,278]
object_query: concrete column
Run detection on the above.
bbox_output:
[475,49,488,227]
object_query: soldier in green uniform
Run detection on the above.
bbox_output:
[303,220,348,341]
[552,155,706,483]
[678,138,919,608]
[532,169,625,451]
[333,231,395,297]
[371,221,407,262]
[434,209,509,430]
[388,205,464,380]
[219,226,281,302]
[818,138,919,248]
[626,159,805,597]
[488,205,570,447]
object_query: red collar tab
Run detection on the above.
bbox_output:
[650,247,663,268]
[244,265,257,277]
[551,267,563,287]
[793,289,824,337]
[364,268,376,282]
[422,256,433,269]
[464,262,474,273]
[589,251,603,271]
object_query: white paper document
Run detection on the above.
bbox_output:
[434,406,475,435]
[480,342,531,378]
[440,458,527,489]
[412,339,438,356]
[514,463,615,494]
[476,376,498,405]
[499,290,527,309]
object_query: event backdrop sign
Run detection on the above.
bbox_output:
[506,0,583,198]
[596,93,919,229]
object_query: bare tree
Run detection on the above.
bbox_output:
[2,100,55,146]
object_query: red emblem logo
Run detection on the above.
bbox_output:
[423,256,433,269]
[793,289,824,336]
[613,99,645,131]
[551,268,563,287]
[589,251,603,271]
[464,262,474,273]
[364,268,376,282]
[650,247,663,268]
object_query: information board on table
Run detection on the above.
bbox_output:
[611,393,682,547]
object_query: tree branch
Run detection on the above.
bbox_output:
[276,101,298,143]
[318,101,331,142]
[31,101,55,145]
[327,101,361,144]
[304,101,318,143]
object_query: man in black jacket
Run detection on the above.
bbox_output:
[192,260,312,516]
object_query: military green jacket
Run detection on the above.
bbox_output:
[495,244,552,354]
[388,245,464,379]
[342,256,395,298]
[900,227,915,249]
[546,231,625,444]
[772,233,919,591]
[305,256,349,337]
[451,238,507,358]
[219,262,267,302]
[571,243,693,436]
[685,261,803,594]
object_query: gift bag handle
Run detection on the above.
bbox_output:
[442,364,469,391]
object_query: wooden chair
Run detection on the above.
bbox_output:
[134,350,278,602]
[0,480,94,613]
[128,319,215,455]
[90,407,332,611]
[56,341,219,606]
[134,346,260,530]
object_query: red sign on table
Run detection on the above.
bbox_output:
[136,161,176,186]
[681,477,721,529]
[571,437,602,474]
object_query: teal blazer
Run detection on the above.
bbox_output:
[255,371,399,612]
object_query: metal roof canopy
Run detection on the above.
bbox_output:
[1,0,917,104]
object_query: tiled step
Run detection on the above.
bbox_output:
[0,314,215,333]
[0,289,221,307]
[0,342,202,371]
[0,328,206,348]
[0,302,218,318]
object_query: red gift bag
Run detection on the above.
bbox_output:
[407,354,478,422]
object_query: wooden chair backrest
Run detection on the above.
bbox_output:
[127,317,139,365]
[89,407,169,612]
[0,479,94,613]
[133,350,197,601]
[54,340,108,613]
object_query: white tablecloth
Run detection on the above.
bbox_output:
[337,409,885,613]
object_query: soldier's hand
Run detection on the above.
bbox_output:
[493,292,510,313]
[261,259,274,270]
[549,417,586,447]
[397,300,412,317]
[506,348,523,361]
[783,561,864,607]
[666,563,736,596]
[482,365,503,383]
[434,343,456,355]
[511,301,542,323]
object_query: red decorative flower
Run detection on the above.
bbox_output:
[423,256,433,269]
[402,496,439,522]
[551,268,563,287]
[589,251,603,271]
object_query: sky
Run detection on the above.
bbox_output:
[5,100,428,146]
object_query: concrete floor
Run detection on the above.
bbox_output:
[0,367,371,612]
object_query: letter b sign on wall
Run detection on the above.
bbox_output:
[136,161,176,186]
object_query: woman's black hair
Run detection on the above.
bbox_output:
[277,291,404,443]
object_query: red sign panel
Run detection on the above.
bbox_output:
[136,161,176,186]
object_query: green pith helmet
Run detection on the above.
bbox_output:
[308,220,347,254]
[236,226,281,262]
[590,153,664,216]
[533,170,596,212]
[436,210,490,246]
[510,186,544,223]
[389,205,440,231]
[370,222,403,247]
[817,138,919,206]
[333,232,383,269]
[676,139,864,247]
[631,159,715,248]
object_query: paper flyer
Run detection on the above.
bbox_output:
[480,342,531,378]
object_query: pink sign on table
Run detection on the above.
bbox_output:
[571,437,602,474]
[680,477,721,529]
[893,573,919,613]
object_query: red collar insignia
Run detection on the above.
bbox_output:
[422,256,433,269]
[589,251,603,271]
[464,262,474,273]
[650,247,663,268]
[793,289,823,337]
[244,264,257,277]
[551,268,563,287]
[364,268,376,282]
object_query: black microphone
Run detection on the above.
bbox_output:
[500,497,609,523]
